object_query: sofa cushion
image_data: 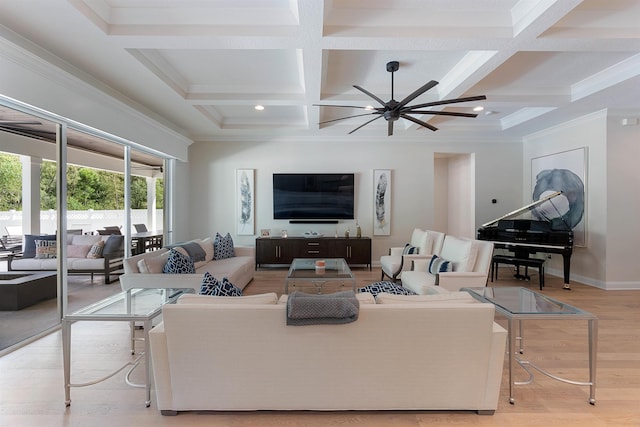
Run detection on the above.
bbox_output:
[358,281,417,297]
[375,291,478,304]
[179,292,277,305]
[68,257,110,270]
[71,234,102,246]
[198,237,215,261]
[162,249,196,274]
[440,236,477,272]
[67,244,91,258]
[279,292,375,305]
[86,240,105,259]
[214,232,235,260]
[35,239,57,259]
[103,234,124,255]
[428,254,452,274]
[23,234,56,258]
[199,272,242,296]
[409,228,428,254]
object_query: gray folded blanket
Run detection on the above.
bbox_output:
[167,242,206,263]
[286,291,360,326]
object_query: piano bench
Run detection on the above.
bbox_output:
[491,255,545,290]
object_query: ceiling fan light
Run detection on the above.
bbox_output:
[365,105,374,110]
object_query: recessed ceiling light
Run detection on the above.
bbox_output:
[473,106,484,112]
[254,105,264,111]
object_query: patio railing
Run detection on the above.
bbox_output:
[0,209,163,236]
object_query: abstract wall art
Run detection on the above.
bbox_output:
[531,148,587,246]
[236,169,255,235]
[373,169,391,236]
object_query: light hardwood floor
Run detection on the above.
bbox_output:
[1,266,639,426]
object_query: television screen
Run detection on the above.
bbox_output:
[273,173,355,220]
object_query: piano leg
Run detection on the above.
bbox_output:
[562,253,571,290]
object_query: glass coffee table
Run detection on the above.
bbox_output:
[62,287,193,408]
[285,258,355,294]
[463,287,597,405]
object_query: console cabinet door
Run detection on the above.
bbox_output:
[328,238,371,269]
[256,238,295,266]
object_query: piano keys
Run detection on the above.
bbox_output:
[477,191,574,289]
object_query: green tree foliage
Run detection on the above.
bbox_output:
[0,153,163,210]
[0,153,23,210]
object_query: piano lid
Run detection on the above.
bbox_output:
[481,191,566,228]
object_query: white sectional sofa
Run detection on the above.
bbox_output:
[120,237,255,292]
[150,291,507,415]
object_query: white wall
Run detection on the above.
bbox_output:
[605,115,640,288]
[186,139,522,264]
[523,111,610,288]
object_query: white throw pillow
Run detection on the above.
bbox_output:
[178,293,278,305]
[138,251,170,274]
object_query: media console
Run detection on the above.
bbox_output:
[255,237,371,270]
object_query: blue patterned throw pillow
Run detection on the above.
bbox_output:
[162,249,196,274]
[214,232,235,260]
[428,254,452,274]
[403,243,419,254]
[215,277,242,296]
[358,281,417,297]
[199,272,221,295]
[200,273,242,296]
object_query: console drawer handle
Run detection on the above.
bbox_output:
[308,250,320,254]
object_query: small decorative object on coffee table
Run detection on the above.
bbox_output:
[463,286,597,405]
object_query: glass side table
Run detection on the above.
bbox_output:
[463,286,597,405]
[62,287,193,407]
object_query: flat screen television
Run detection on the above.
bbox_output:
[273,173,355,221]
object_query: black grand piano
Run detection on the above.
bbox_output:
[477,191,573,289]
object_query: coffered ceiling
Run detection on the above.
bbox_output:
[0,0,639,142]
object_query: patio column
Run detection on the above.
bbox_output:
[146,176,157,231]
[20,155,41,235]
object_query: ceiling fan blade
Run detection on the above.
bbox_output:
[395,80,438,110]
[403,110,478,118]
[348,115,384,134]
[388,121,394,136]
[313,104,378,110]
[318,112,379,125]
[408,95,487,110]
[400,114,438,132]
[353,85,387,107]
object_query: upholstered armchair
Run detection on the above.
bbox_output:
[401,236,494,293]
[380,228,445,282]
